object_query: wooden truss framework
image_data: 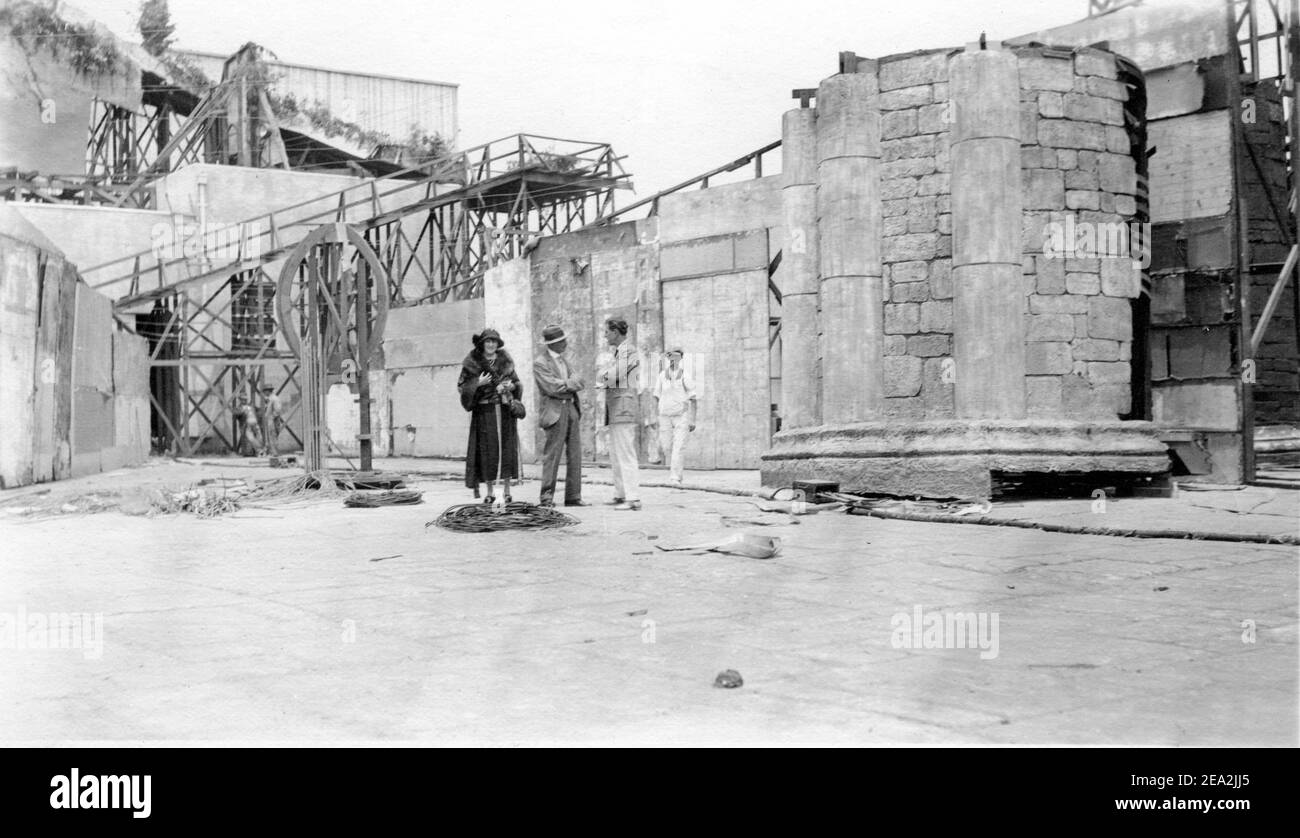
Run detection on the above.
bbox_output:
[9,76,276,209]
[140,266,306,457]
[78,43,295,208]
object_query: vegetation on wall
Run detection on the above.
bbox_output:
[1,1,127,78]
[3,0,450,164]
[509,151,580,173]
[269,93,450,162]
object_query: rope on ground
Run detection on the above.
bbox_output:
[428,501,580,533]
[344,490,423,508]
[841,502,1300,546]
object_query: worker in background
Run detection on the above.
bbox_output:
[231,391,262,457]
[259,383,285,457]
[653,347,697,486]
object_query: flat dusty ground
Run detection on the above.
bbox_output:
[1,457,1296,746]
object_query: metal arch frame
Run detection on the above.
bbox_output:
[275,223,389,361]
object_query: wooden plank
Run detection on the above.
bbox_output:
[52,262,76,479]
[31,255,69,482]
[113,331,150,465]
[0,242,39,487]
[1148,112,1233,223]
[661,270,772,469]
[71,283,116,462]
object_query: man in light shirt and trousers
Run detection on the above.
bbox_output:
[597,317,642,510]
[654,348,697,486]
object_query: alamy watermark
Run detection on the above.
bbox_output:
[1041,213,1151,269]
[891,606,999,660]
[150,214,261,266]
[0,605,103,659]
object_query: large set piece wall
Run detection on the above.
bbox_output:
[367,296,484,460]
[317,170,784,473]
[0,224,148,489]
[761,43,1167,496]
[848,45,1143,423]
[518,175,782,471]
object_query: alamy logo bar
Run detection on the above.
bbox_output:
[50,769,151,818]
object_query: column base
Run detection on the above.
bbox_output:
[761,420,1170,498]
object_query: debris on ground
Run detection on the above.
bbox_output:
[57,492,121,515]
[721,513,796,527]
[829,493,992,515]
[656,532,782,559]
[148,487,241,518]
[751,500,845,515]
[148,470,355,518]
[713,669,744,689]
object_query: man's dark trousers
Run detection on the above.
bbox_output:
[540,400,582,504]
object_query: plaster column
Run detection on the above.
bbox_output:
[816,69,884,423]
[779,107,821,428]
[949,46,1027,418]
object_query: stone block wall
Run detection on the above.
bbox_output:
[878,49,955,422]
[1017,46,1141,421]
[875,45,1143,424]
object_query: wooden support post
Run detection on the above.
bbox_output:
[355,259,373,472]
[236,75,251,167]
[1228,0,1256,481]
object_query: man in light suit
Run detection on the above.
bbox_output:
[598,317,642,510]
[534,324,587,507]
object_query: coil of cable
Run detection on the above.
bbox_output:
[428,501,580,533]
[344,490,424,508]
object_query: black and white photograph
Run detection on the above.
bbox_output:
[0,0,1297,763]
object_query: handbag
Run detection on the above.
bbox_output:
[509,399,526,419]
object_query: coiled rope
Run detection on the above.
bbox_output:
[429,501,580,533]
[344,490,424,508]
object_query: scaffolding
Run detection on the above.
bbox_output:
[85,133,630,457]
[1234,0,1298,359]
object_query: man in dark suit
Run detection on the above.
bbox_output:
[534,324,588,507]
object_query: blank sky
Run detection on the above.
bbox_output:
[71,0,1100,196]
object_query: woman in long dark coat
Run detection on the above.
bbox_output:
[457,328,523,503]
